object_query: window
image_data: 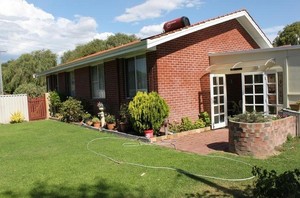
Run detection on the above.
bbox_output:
[125,55,147,98]
[69,71,75,96]
[91,64,105,98]
[47,74,58,91]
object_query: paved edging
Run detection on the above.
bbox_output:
[150,127,211,142]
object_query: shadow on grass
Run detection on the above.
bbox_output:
[1,178,159,198]
[176,169,253,198]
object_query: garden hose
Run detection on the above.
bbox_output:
[87,137,255,182]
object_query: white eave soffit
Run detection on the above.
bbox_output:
[207,58,277,74]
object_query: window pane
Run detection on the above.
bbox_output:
[214,96,218,104]
[220,114,224,122]
[255,85,263,93]
[220,105,224,113]
[70,71,75,96]
[255,95,264,104]
[278,72,283,104]
[245,75,252,84]
[219,86,224,94]
[268,106,276,114]
[136,56,147,91]
[213,77,217,85]
[214,116,219,123]
[255,106,264,112]
[219,77,223,85]
[98,65,105,98]
[220,96,224,103]
[267,74,276,83]
[91,66,99,98]
[246,105,254,112]
[214,106,219,114]
[268,84,276,94]
[246,96,253,104]
[213,87,218,95]
[245,85,253,94]
[268,95,276,104]
[126,58,136,97]
[254,75,263,83]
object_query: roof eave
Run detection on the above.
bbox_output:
[36,40,147,77]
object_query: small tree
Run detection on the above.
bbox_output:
[59,97,84,122]
[128,92,169,134]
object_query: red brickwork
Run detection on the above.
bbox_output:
[74,67,91,99]
[155,19,259,121]
[228,116,297,158]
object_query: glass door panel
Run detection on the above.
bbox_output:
[210,74,227,129]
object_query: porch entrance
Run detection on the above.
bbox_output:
[210,72,283,129]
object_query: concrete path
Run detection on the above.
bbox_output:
[155,128,229,155]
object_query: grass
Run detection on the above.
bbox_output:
[0,120,299,197]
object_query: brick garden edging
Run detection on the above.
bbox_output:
[150,127,211,142]
[228,116,296,158]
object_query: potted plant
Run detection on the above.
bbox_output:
[81,112,91,125]
[289,100,300,111]
[118,103,130,132]
[105,114,116,130]
[92,117,101,128]
[128,92,169,138]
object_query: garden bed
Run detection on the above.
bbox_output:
[228,116,296,158]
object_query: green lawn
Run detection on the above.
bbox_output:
[0,120,299,198]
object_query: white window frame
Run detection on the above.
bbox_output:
[91,64,105,99]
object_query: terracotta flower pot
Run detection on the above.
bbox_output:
[107,123,115,130]
[93,122,101,128]
[144,129,154,138]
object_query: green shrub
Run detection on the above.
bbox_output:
[48,91,62,116]
[128,92,169,134]
[199,112,211,127]
[230,111,273,123]
[181,117,194,131]
[169,117,206,133]
[59,97,84,122]
[252,166,300,197]
[10,111,25,124]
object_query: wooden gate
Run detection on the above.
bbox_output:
[28,95,47,121]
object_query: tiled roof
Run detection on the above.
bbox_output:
[146,9,248,40]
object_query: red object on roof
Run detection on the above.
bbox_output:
[163,16,190,32]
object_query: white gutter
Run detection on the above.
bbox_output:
[35,40,147,77]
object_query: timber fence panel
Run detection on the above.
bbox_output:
[0,94,29,124]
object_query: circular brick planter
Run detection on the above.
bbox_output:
[228,116,296,158]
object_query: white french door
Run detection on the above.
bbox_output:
[210,74,227,129]
[242,73,266,113]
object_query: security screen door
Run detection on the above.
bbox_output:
[210,74,227,129]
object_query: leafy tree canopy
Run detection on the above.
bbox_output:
[273,22,300,46]
[60,33,138,64]
[2,49,57,95]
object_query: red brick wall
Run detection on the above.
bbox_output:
[155,19,260,121]
[104,60,120,116]
[74,67,91,99]
[228,116,296,157]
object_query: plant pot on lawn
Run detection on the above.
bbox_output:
[105,114,116,130]
[117,103,130,132]
[128,92,169,138]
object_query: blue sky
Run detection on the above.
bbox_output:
[0,0,299,62]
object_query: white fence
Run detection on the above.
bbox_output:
[0,94,29,124]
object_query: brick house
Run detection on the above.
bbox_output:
[37,10,272,129]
